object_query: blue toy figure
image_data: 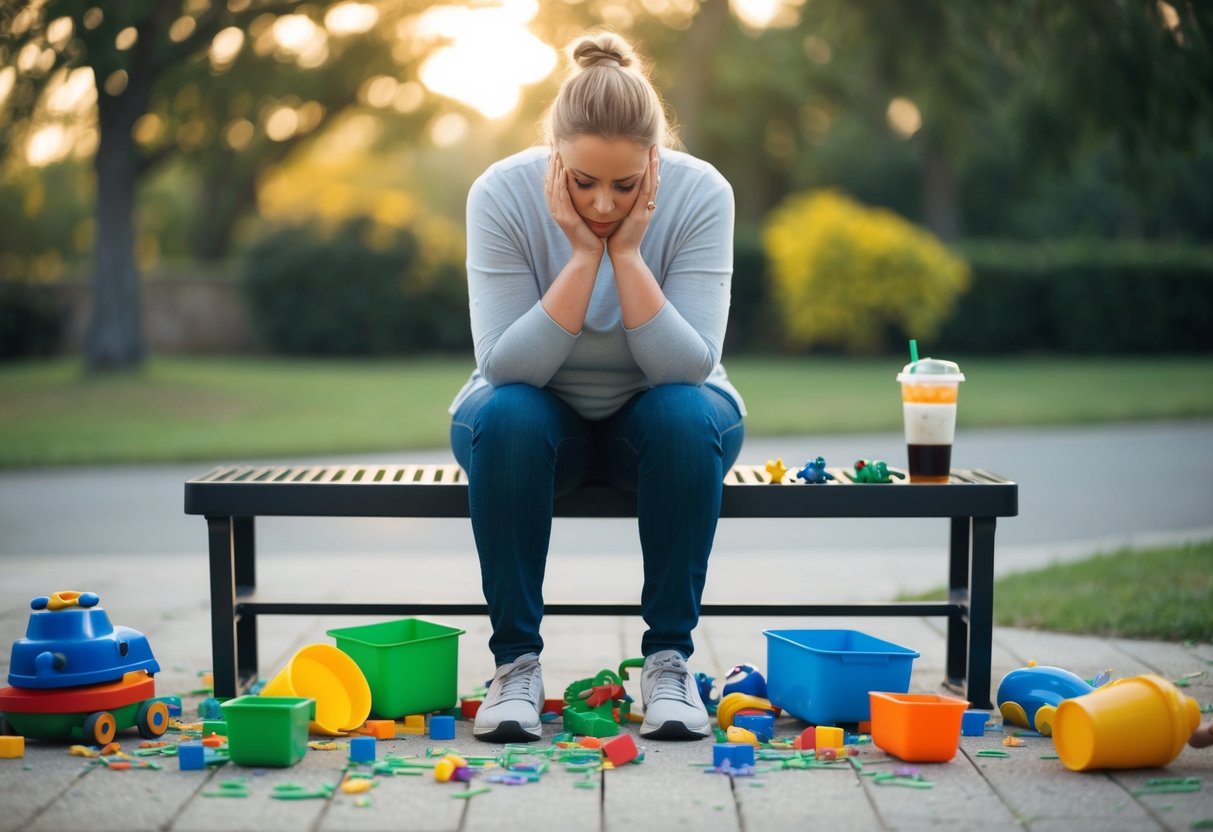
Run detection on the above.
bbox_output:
[795,457,835,484]
[721,663,767,699]
[996,662,1100,736]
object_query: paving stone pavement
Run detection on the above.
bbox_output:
[1,423,1211,830]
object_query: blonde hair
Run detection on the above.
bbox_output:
[543,31,678,148]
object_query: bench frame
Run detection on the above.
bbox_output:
[185,463,1017,708]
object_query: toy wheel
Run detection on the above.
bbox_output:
[1034,704,1057,736]
[137,700,170,739]
[83,711,117,745]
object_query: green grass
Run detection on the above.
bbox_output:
[899,540,1213,641]
[1,354,1212,467]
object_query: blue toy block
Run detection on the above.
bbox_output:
[429,714,456,740]
[161,695,183,716]
[349,735,377,763]
[962,710,990,737]
[198,697,223,720]
[178,742,206,771]
[733,713,774,742]
[713,743,755,768]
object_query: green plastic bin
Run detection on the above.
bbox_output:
[220,695,314,767]
[327,618,465,718]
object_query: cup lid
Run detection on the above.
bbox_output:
[897,357,965,382]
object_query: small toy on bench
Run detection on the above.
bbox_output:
[0,591,170,745]
[850,459,905,484]
[795,457,835,484]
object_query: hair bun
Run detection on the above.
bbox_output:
[572,33,633,70]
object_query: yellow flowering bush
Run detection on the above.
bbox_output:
[763,189,970,353]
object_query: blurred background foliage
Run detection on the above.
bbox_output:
[1,0,1211,364]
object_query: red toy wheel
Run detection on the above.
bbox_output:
[137,700,170,739]
[83,711,117,745]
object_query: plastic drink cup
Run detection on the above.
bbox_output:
[1052,673,1200,771]
[896,357,965,483]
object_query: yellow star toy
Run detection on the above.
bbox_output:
[764,458,789,484]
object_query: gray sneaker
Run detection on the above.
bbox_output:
[639,649,711,740]
[473,653,544,743]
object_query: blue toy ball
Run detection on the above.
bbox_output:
[722,663,767,698]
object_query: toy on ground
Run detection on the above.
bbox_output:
[850,459,905,484]
[0,592,170,745]
[1052,673,1201,772]
[795,457,835,484]
[996,663,1101,736]
[562,659,643,738]
[694,672,719,715]
[721,663,768,698]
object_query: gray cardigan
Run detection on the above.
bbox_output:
[449,145,745,421]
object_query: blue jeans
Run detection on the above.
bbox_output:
[450,383,744,665]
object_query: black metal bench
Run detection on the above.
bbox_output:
[184,463,1017,708]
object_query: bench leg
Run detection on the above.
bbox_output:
[946,517,971,692]
[966,517,996,709]
[233,516,258,691]
[207,516,239,700]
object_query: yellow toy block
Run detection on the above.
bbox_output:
[0,736,24,758]
[815,726,844,750]
[398,714,426,735]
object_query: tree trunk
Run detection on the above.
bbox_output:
[667,0,732,151]
[86,80,151,372]
[192,159,260,261]
[921,142,962,241]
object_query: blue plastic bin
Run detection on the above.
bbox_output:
[763,629,919,724]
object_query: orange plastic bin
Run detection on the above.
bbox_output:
[870,691,970,762]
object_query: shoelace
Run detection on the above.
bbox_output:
[645,657,693,704]
[494,658,538,702]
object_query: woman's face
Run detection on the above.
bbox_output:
[556,134,652,238]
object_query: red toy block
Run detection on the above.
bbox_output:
[461,699,482,719]
[792,727,816,751]
[542,698,565,716]
[602,733,638,766]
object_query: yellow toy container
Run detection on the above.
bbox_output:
[261,643,371,736]
[1052,674,1200,771]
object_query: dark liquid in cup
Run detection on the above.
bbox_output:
[907,444,952,483]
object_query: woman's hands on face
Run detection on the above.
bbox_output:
[546,151,604,258]
[605,144,659,259]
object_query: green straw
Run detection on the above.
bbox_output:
[909,339,919,371]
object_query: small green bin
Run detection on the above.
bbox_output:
[220,695,314,767]
[327,618,465,719]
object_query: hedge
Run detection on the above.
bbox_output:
[938,241,1213,354]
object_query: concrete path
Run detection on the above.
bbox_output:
[0,421,1211,830]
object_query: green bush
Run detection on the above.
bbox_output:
[0,281,65,360]
[763,189,970,354]
[939,241,1213,353]
[241,217,469,355]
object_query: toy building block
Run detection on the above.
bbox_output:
[815,726,844,750]
[713,743,755,768]
[792,727,815,751]
[359,719,396,739]
[602,733,638,766]
[198,697,223,720]
[349,736,377,763]
[429,715,456,741]
[201,719,227,736]
[461,699,482,719]
[962,710,990,737]
[725,726,760,746]
[733,713,774,742]
[178,742,206,771]
[398,715,426,735]
[542,698,565,716]
[0,736,25,758]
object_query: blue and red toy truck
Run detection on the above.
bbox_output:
[0,591,170,745]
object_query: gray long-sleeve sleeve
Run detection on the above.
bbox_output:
[450,145,745,421]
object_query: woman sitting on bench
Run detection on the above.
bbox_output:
[448,29,746,743]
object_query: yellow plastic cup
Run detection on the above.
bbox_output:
[1052,673,1200,771]
[261,643,372,736]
